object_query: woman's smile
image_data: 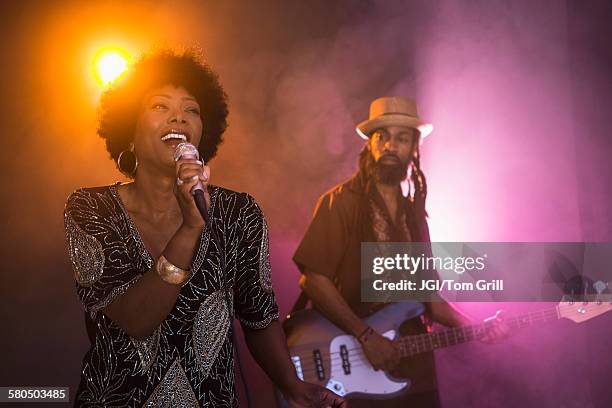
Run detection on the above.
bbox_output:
[133,85,203,169]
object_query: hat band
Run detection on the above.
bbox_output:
[376,112,418,119]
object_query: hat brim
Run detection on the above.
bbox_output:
[356,114,433,140]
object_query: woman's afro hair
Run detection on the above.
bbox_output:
[98,47,228,168]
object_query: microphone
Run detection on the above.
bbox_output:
[174,142,209,224]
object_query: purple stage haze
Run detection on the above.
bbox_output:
[0,1,611,407]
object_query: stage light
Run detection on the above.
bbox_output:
[93,48,130,87]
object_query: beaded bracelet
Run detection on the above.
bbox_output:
[357,326,375,344]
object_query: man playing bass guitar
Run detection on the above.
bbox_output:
[293,96,507,407]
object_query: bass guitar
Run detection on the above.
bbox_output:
[281,299,611,399]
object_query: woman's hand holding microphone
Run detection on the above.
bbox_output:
[174,157,210,231]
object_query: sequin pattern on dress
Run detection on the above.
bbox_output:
[143,359,198,407]
[193,289,233,379]
[258,218,273,293]
[64,212,105,287]
[132,326,161,374]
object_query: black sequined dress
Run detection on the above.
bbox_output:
[64,184,279,407]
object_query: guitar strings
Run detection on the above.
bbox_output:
[288,302,611,376]
[288,318,500,357]
[290,306,562,359]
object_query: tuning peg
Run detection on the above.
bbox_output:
[593,280,607,294]
[593,281,608,305]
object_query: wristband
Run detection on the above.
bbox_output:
[357,326,375,344]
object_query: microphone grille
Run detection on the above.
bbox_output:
[173,142,200,162]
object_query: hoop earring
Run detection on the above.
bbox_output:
[117,145,138,177]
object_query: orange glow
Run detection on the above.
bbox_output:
[93,48,131,87]
[36,0,205,170]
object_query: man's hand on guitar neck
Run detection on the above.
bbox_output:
[479,309,510,344]
[358,326,401,372]
[428,302,509,344]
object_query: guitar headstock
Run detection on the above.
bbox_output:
[557,297,612,323]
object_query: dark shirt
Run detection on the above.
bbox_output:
[293,171,432,317]
[64,184,279,407]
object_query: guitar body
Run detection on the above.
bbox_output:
[282,302,436,400]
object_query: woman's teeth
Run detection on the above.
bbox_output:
[161,133,187,142]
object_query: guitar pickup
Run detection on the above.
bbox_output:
[340,345,350,375]
[313,349,325,380]
[291,356,304,381]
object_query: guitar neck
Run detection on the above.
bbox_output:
[397,306,559,357]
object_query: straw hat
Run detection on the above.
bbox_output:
[356,96,433,140]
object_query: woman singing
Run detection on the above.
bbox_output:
[64,48,344,407]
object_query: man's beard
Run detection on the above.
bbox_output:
[375,155,409,185]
